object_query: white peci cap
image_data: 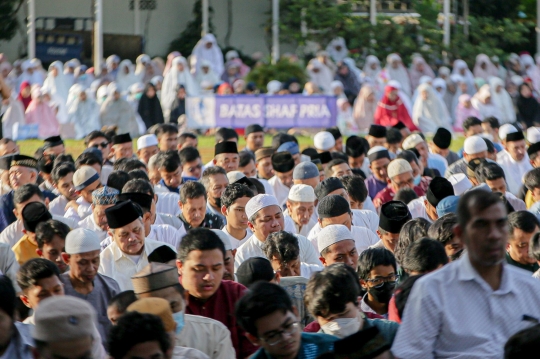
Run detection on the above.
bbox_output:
[402,134,424,150]
[288,184,316,202]
[448,173,472,195]
[527,127,540,144]
[317,224,353,253]
[137,134,158,150]
[65,228,101,254]
[245,194,281,221]
[387,159,413,179]
[463,136,488,155]
[314,131,336,151]
[499,124,518,141]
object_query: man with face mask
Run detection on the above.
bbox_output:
[131,263,235,359]
[357,247,398,319]
[305,263,398,343]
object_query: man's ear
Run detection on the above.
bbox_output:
[176,259,183,276]
[286,201,292,213]
[61,252,70,264]
[319,256,327,266]
[143,212,151,222]
[178,201,183,211]
[246,332,262,346]
[20,294,31,308]
[247,221,255,231]
[213,159,217,165]
[36,249,43,257]
[221,205,228,216]
[22,229,27,235]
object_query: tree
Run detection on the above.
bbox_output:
[0,0,23,42]
[168,0,214,57]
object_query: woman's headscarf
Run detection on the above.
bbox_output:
[335,62,361,103]
[138,83,164,129]
[163,52,181,76]
[452,59,476,95]
[412,83,452,133]
[25,86,60,139]
[326,37,349,63]
[17,81,32,110]
[454,94,480,132]
[473,54,498,81]
[363,55,381,81]
[68,87,101,139]
[520,54,540,93]
[374,84,417,131]
[42,61,71,104]
[192,34,224,76]
[116,60,139,93]
[489,77,516,125]
[307,59,334,95]
[517,83,540,127]
[161,56,199,118]
[384,54,412,96]
[353,85,377,132]
[471,84,500,119]
[343,58,363,83]
[409,56,435,90]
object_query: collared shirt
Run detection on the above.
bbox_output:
[78,215,108,241]
[365,176,387,199]
[0,190,56,233]
[221,227,252,251]
[206,200,227,224]
[505,192,527,211]
[283,208,316,237]
[98,239,176,291]
[0,215,78,248]
[506,252,540,273]
[178,212,224,231]
[48,195,70,216]
[308,225,380,254]
[374,184,425,208]
[407,196,434,223]
[250,332,337,359]
[391,253,540,358]
[147,223,184,250]
[497,150,533,196]
[360,293,388,319]
[234,233,321,271]
[155,192,181,217]
[183,280,258,359]
[268,175,290,207]
[0,243,20,292]
[155,179,180,194]
[64,197,92,222]
[175,314,236,359]
[12,235,38,265]
[60,272,120,347]
[444,150,460,166]
[155,212,185,230]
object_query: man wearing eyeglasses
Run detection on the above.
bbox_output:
[85,130,112,166]
[357,247,398,319]
[236,281,337,359]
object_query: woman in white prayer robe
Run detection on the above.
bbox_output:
[412,83,452,134]
[68,85,101,139]
[191,34,224,76]
[161,56,199,121]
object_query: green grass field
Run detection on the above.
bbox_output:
[17,135,466,163]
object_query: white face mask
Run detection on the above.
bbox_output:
[320,315,361,338]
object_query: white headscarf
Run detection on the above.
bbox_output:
[473,54,498,81]
[489,77,516,124]
[42,61,71,104]
[362,55,381,81]
[267,80,282,95]
[384,54,412,97]
[412,83,452,133]
[521,54,540,93]
[326,37,348,63]
[195,59,220,88]
[192,34,224,76]
[409,56,435,90]
[116,60,139,93]
[452,59,475,95]
[161,56,199,117]
[471,84,500,119]
[307,59,334,95]
[68,87,101,139]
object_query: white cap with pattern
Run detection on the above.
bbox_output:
[288,184,316,202]
[245,194,280,221]
[65,228,101,254]
[387,159,413,179]
[317,224,353,253]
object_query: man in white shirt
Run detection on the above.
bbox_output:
[254,147,275,181]
[317,224,360,268]
[392,190,540,358]
[48,163,77,217]
[407,176,455,223]
[239,151,275,196]
[234,194,321,270]
[131,262,236,359]
[78,185,118,241]
[64,166,101,222]
[201,166,229,224]
[475,161,527,210]
[99,200,176,291]
[136,134,159,165]
[497,127,533,196]
[220,183,254,251]
[403,133,448,176]
[375,200,412,253]
[284,184,317,237]
[268,152,295,206]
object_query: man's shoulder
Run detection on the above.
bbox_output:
[185,313,230,332]
[505,263,540,289]
[96,272,122,290]
[219,279,247,297]
[300,332,339,346]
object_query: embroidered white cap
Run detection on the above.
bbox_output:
[317,224,353,253]
[137,134,159,150]
[245,194,281,221]
[288,184,316,202]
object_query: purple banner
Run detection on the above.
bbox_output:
[187,95,337,129]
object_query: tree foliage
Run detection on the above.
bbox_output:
[0,0,22,42]
[168,0,214,57]
[245,58,307,90]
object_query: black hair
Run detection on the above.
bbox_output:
[427,213,457,246]
[524,168,540,191]
[325,159,347,179]
[402,237,448,273]
[221,183,254,209]
[508,211,540,236]
[0,275,16,319]
[53,154,75,169]
[530,232,540,261]
[155,123,179,138]
[122,178,155,196]
[263,231,300,263]
[178,132,197,146]
[397,149,419,165]
[156,151,180,173]
[305,264,360,319]
[249,177,265,195]
[180,181,207,204]
[35,219,70,249]
[108,312,171,359]
[84,130,110,146]
[177,228,225,262]
[394,218,431,265]
[108,290,137,312]
[340,175,368,204]
[13,184,43,205]
[475,162,505,183]
[356,247,397,280]
[128,169,150,182]
[482,116,500,129]
[107,171,131,192]
[122,159,147,173]
[504,324,540,359]
[330,151,349,162]
[113,158,129,171]
[51,163,76,184]
[463,117,482,132]
[75,152,101,169]
[394,187,419,204]
[484,138,496,154]
[394,274,425,320]
[457,190,503,230]
[178,146,201,165]
[235,281,293,337]
[200,166,228,192]
[215,128,238,143]
[17,258,60,292]
[386,128,403,145]
[271,133,296,149]
[239,151,255,168]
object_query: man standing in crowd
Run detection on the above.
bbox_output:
[445,135,488,177]
[497,126,532,196]
[284,184,317,237]
[254,147,275,181]
[201,167,229,225]
[213,141,239,173]
[178,181,224,230]
[221,183,254,250]
[78,185,118,241]
[136,134,159,165]
[505,211,540,272]
[243,124,265,156]
[110,133,134,161]
[269,152,295,206]
[365,146,391,199]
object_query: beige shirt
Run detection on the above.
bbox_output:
[175,314,236,359]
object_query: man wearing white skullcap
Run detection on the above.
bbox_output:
[234,194,321,270]
[314,131,336,152]
[445,135,488,178]
[317,224,358,268]
[60,228,120,347]
[497,126,532,195]
[374,159,424,208]
[527,126,540,144]
[211,229,235,281]
[402,133,448,177]
[284,184,317,236]
[136,134,159,164]
[448,173,473,195]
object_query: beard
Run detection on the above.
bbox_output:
[213,197,222,208]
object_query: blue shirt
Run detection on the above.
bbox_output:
[427,154,448,177]
[0,190,56,233]
[158,179,180,194]
[251,332,337,359]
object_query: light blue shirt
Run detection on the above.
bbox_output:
[427,153,448,176]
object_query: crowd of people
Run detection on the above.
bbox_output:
[1,36,540,359]
[3,36,540,140]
